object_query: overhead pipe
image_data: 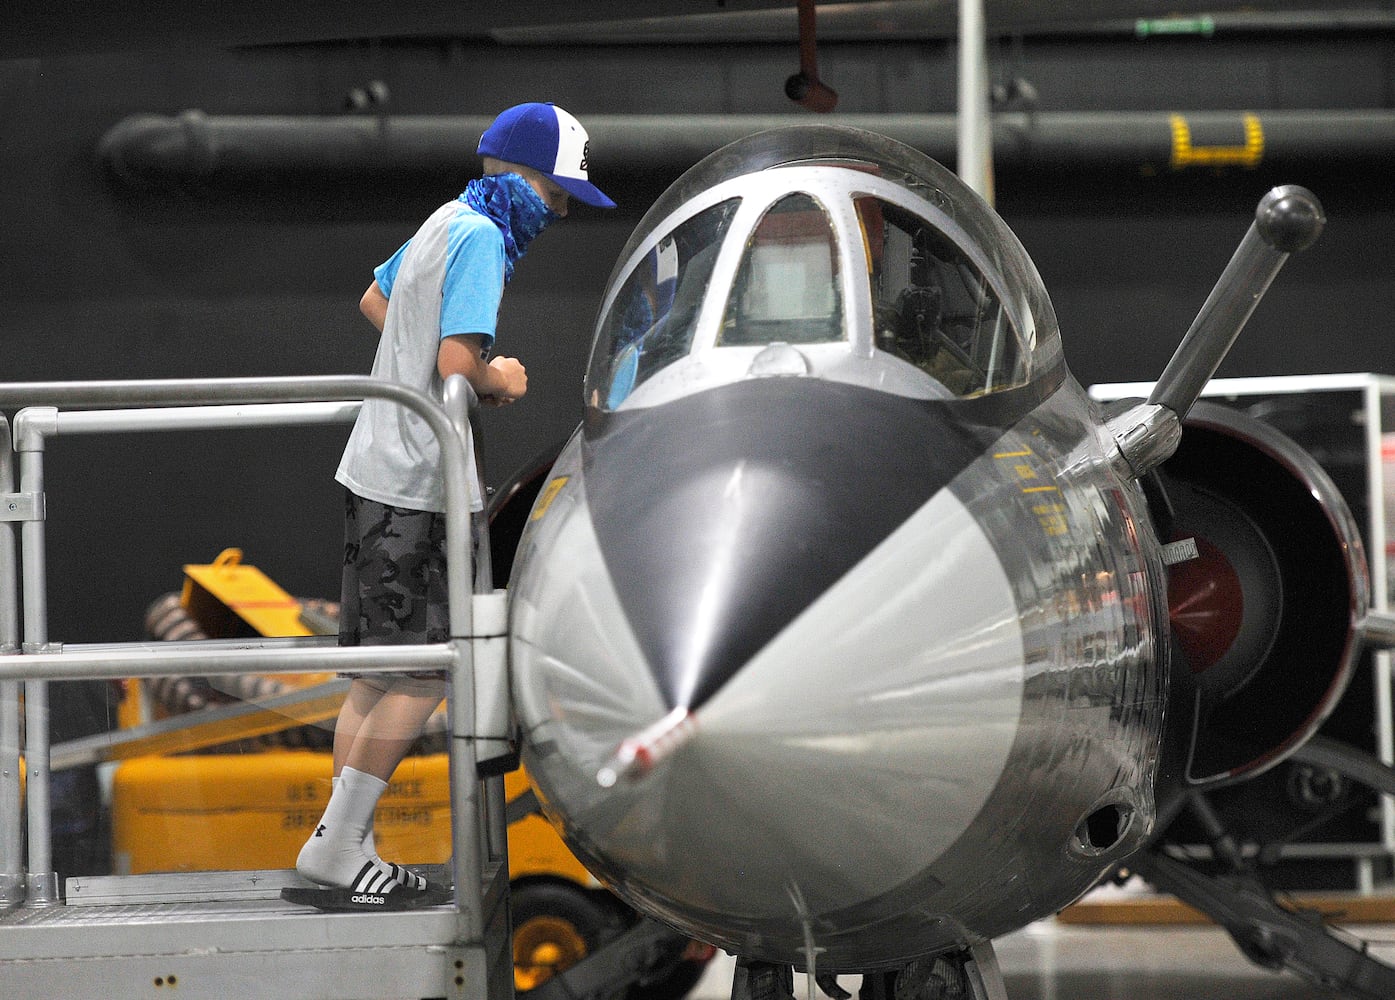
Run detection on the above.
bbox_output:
[490,5,1395,45]
[97,110,497,190]
[98,109,1395,192]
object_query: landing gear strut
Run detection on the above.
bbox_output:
[730,941,1007,1000]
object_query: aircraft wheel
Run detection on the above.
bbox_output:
[512,881,622,994]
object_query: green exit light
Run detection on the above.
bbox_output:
[1136,16,1216,38]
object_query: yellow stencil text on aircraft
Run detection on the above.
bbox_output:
[531,476,571,521]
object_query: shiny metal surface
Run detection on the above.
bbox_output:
[1106,401,1183,477]
[1147,187,1325,423]
[509,126,1170,970]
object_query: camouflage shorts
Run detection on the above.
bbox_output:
[339,491,449,679]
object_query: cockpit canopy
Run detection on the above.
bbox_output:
[586,126,1063,412]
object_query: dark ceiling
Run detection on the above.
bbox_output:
[8,1,1392,58]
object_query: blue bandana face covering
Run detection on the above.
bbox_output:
[461,173,560,283]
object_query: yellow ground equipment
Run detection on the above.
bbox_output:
[181,547,318,643]
[111,752,450,875]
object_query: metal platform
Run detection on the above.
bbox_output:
[0,379,517,999]
[0,863,510,1000]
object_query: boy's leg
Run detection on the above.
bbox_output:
[333,677,385,776]
[297,494,448,895]
[330,679,386,864]
[343,680,446,781]
[303,675,444,892]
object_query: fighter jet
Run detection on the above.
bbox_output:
[488,124,1395,1000]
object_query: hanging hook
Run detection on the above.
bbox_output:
[785,0,838,113]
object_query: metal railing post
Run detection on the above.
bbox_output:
[440,375,484,942]
[15,416,59,905]
[0,414,24,908]
[464,396,510,866]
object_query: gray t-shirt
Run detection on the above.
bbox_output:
[337,199,506,513]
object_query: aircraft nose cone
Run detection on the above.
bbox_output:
[583,378,1002,710]
[591,444,852,709]
[513,378,1033,964]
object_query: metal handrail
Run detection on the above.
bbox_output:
[0,375,486,940]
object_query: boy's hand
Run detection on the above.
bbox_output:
[484,356,527,405]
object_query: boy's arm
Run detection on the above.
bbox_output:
[438,334,527,405]
[360,281,389,333]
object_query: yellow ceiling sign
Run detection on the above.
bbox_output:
[1170,113,1264,170]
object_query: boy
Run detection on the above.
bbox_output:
[294,103,614,909]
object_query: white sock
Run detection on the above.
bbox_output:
[332,774,379,858]
[298,767,405,892]
[315,770,426,891]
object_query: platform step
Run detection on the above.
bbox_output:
[63,864,453,906]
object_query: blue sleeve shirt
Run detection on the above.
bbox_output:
[337,200,505,513]
[374,207,507,350]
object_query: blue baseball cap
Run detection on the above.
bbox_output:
[478,102,616,209]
